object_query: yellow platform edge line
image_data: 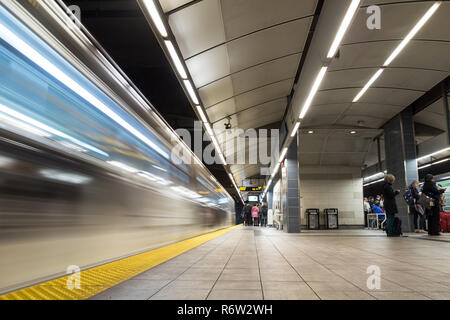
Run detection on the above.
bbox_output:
[0,224,241,300]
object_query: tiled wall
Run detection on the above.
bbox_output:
[299,166,364,227]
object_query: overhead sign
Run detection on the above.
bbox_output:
[240,186,262,191]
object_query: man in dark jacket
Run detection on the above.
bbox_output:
[382,174,400,236]
[260,204,268,227]
[244,202,252,227]
[422,174,446,236]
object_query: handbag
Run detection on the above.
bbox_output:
[414,203,425,216]
[417,193,433,210]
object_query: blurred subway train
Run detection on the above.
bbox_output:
[0,0,235,293]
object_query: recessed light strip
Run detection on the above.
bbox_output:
[383,2,441,67]
[142,0,168,37]
[299,66,328,119]
[327,0,361,58]
[164,40,187,79]
[353,68,384,102]
[290,121,300,137]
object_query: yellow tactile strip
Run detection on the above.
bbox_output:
[0,225,240,300]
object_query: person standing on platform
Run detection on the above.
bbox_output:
[422,174,446,236]
[363,197,371,227]
[251,204,259,226]
[409,180,425,233]
[260,204,268,227]
[244,202,252,226]
[382,174,400,236]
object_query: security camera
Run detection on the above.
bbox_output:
[224,116,232,130]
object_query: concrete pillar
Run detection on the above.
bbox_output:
[282,134,301,233]
[383,106,418,232]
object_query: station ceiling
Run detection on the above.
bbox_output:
[67,0,450,198]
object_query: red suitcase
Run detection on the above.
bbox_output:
[440,212,450,233]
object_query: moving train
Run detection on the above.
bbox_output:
[0,0,234,293]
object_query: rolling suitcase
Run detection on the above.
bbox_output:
[441,212,450,233]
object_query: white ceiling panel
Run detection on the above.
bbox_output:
[346,103,404,120]
[357,87,423,107]
[159,0,192,13]
[207,80,292,123]
[213,99,286,137]
[198,53,300,107]
[226,18,311,73]
[221,0,317,40]
[307,103,349,117]
[185,45,231,88]
[168,0,226,58]
[337,115,386,129]
[388,41,450,72]
[198,76,234,108]
[414,98,447,131]
[329,42,396,71]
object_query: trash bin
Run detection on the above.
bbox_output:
[324,208,339,229]
[306,208,320,230]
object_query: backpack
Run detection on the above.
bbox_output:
[403,189,415,206]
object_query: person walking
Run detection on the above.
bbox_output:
[422,174,446,236]
[382,174,400,236]
[409,180,425,233]
[251,204,259,226]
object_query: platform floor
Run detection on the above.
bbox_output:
[91,227,450,300]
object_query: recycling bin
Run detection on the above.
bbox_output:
[306,208,320,230]
[324,208,339,229]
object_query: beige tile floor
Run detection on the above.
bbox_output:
[91,227,450,300]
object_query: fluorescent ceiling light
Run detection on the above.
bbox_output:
[291,122,300,137]
[417,147,450,161]
[218,151,227,165]
[363,171,385,182]
[196,105,208,123]
[363,178,384,186]
[204,122,214,136]
[327,0,361,58]
[183,80,199,104]
[0,22,168,159]
[299,67,328,119]
[419,158,450,169]
[142,0,168,37]
[164,40,187,79]
[383,2,441,66]
[278,147,288,163]
[271,162,281,178]
[107,160,139,173]
[353,68,384,102]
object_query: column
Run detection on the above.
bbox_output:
[282,134,301,233]
[383,106,418,232]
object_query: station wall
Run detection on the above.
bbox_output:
[299,166,364,227]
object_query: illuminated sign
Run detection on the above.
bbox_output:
[240,186,262,191]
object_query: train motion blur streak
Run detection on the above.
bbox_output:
[0,1,234,293]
